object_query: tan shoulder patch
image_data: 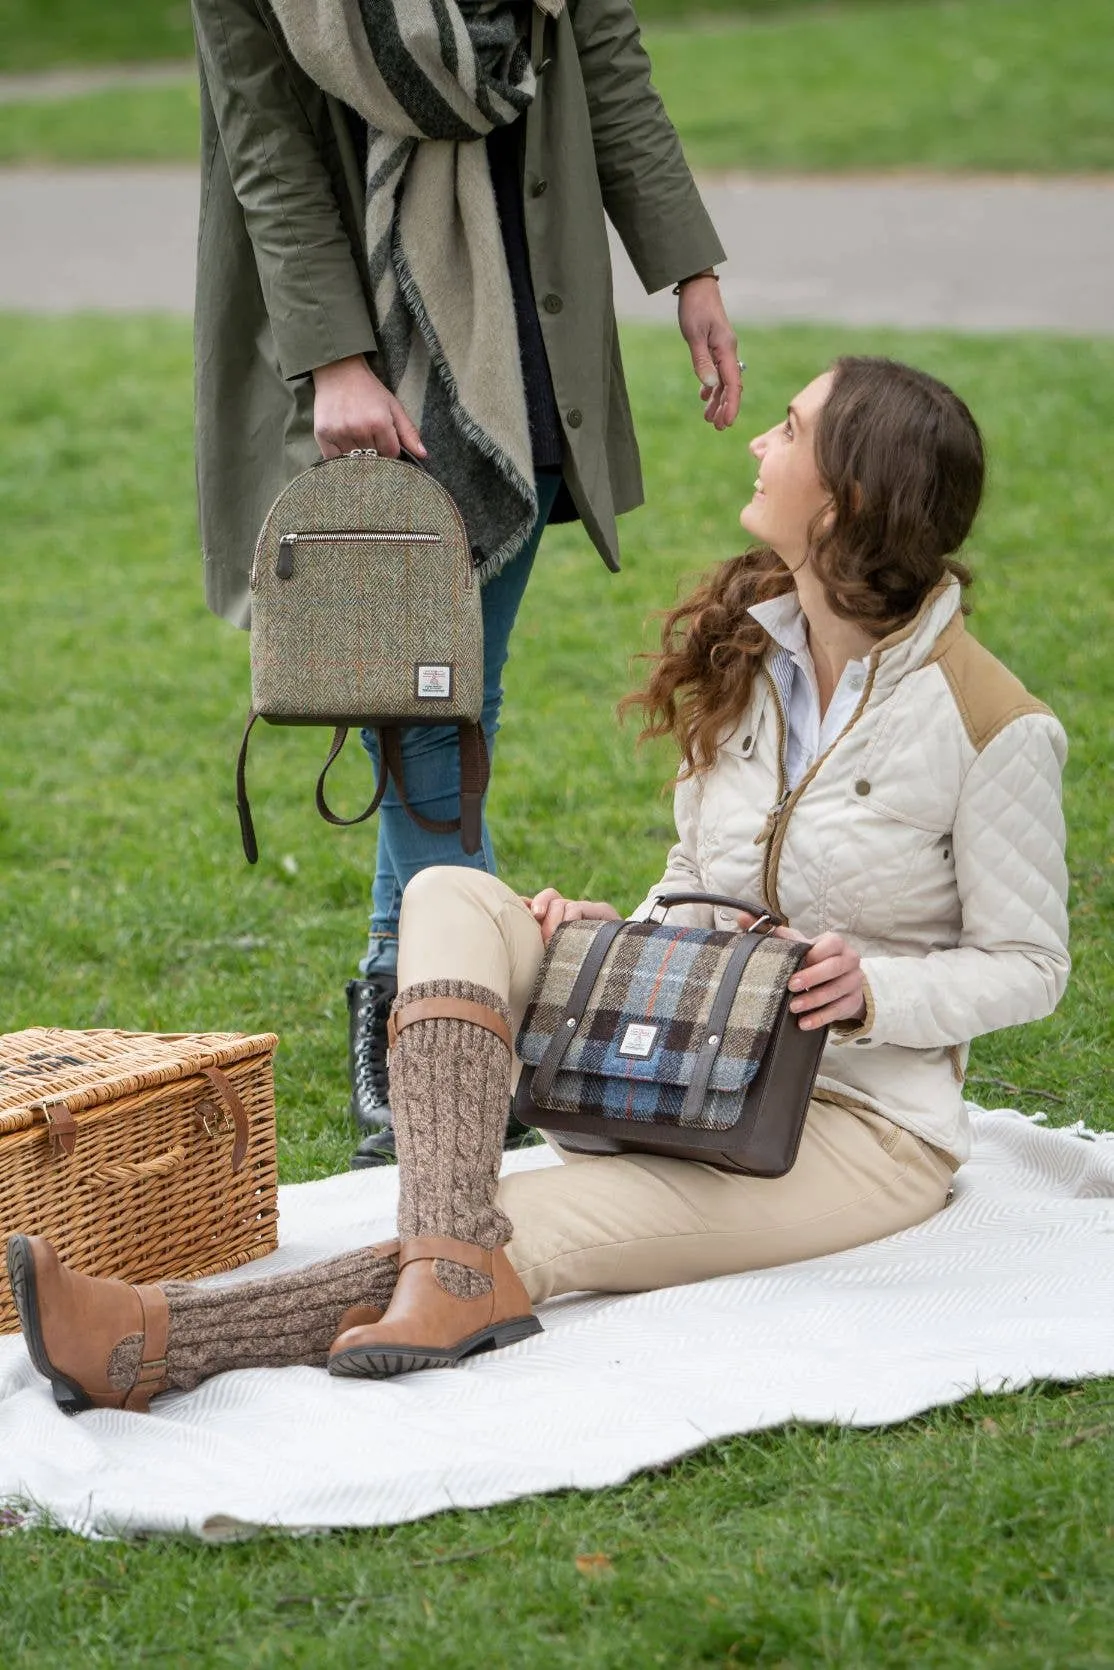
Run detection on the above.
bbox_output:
[924,616,1052,752]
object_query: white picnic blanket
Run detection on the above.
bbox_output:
[2,1107,1112,1541]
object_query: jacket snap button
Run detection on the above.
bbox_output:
[543,293,563,314]
[532,179,549,197]
[855,779,871,796]
[567,408,583,428]
[741,734,754,752]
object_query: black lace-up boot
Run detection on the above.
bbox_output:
[347,976,397,1167]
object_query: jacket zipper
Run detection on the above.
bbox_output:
[756,663,879,918]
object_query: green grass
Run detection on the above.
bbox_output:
[0,316,1112,1661]
[0,1,885,72]
[2,0,1113,173]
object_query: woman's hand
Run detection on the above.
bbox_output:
[524,888,622,949]
[677,276,742,431]
[312,355,427,460]
[735,911,866,1030]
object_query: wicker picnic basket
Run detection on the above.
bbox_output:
[0,1027,279,1334]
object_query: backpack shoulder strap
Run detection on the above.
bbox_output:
[315,726,389,828]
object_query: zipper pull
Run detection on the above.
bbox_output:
[754,793,790,847]
[276,533,296,581]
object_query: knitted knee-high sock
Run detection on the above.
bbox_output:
[389,979,514,1300]
[107,1246,399,1392]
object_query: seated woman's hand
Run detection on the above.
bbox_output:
[524,888,622,949]
[736,912,867,1031]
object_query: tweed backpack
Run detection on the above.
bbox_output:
[235,450,488,864]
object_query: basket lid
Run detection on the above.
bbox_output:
[0,1027,278,1136]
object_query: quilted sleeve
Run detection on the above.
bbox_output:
[850,714,1070,1050]
[628,771,714,927]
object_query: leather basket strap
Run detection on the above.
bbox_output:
[315,725,390,828]
[200,1065,250,1174]
[530,918,627,1105]
[387,995,512,1053]
[398,1236,494,1274]
[235,708,261,864]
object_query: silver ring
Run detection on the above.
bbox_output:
[738,360,747,373]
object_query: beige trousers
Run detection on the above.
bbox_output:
[398,869,956,1307]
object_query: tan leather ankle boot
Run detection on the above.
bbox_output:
[328,1235,540,1378]
[7,1235,169,1415]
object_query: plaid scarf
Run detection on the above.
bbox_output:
[268,0,566,578]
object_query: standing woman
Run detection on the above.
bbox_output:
[190,0,741,1164]
[10,357,1071,1408]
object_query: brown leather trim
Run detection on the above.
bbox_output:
[125,1285,170,1411]
[40,1101,77,1160]
[201,1066,250,1173]
[397,1236,495,1274]
[369,1238,401,1260]
[387,997,511,1053]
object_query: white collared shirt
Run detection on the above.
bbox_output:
[748,594,868,789]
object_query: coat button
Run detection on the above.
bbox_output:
[543,293,563,314]
[566,408,583,428]
[741,734,754,752]
[531,179,549,197]
[855,779,871,796]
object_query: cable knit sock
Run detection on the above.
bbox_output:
[141,1246,399,1392]
[389,979,514,1300]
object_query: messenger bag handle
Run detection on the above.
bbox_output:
[648,891,786,931]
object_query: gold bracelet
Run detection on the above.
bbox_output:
[672,270,719,296]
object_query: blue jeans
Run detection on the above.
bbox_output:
[358,471,562,976]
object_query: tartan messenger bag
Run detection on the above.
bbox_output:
[513,893,830,1177]
[236,449,488,864]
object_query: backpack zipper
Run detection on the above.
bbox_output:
[275,529,441,580]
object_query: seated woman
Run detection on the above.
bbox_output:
[9,356,1069,1411]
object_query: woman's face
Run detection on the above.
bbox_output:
[740,372,834,566]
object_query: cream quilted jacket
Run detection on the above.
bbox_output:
[632,580,1070,1162]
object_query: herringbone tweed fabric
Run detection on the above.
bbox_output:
[251,453,482,722]
[517,921,801,1130]
[268,0,566,578]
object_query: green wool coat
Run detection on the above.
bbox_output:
[192,0,726,627]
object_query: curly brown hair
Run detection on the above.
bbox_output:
[627,356,985,774]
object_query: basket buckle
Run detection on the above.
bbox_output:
[197,1098,235,1145]
[36,1097,77,1160]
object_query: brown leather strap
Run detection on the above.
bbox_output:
[235,707,261,864]
[369,1238,401,1261]
[39,1099,77,1160]
[201,1066,249,1174]
[387,996,511,1053]
[679,931,775,1122]
[315,724,390,829]
[531,918,626,1105]
[125,1285,169,1412]
[379,723,490,856]
[398,1236,494,1274]
[650,891,785,930]
[456,722,490,856]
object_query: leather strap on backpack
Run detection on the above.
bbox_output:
[378,722,490,855]
[315,725,389,829]
[235,709,262,865]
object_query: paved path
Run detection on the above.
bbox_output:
[2,165,1112,332]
